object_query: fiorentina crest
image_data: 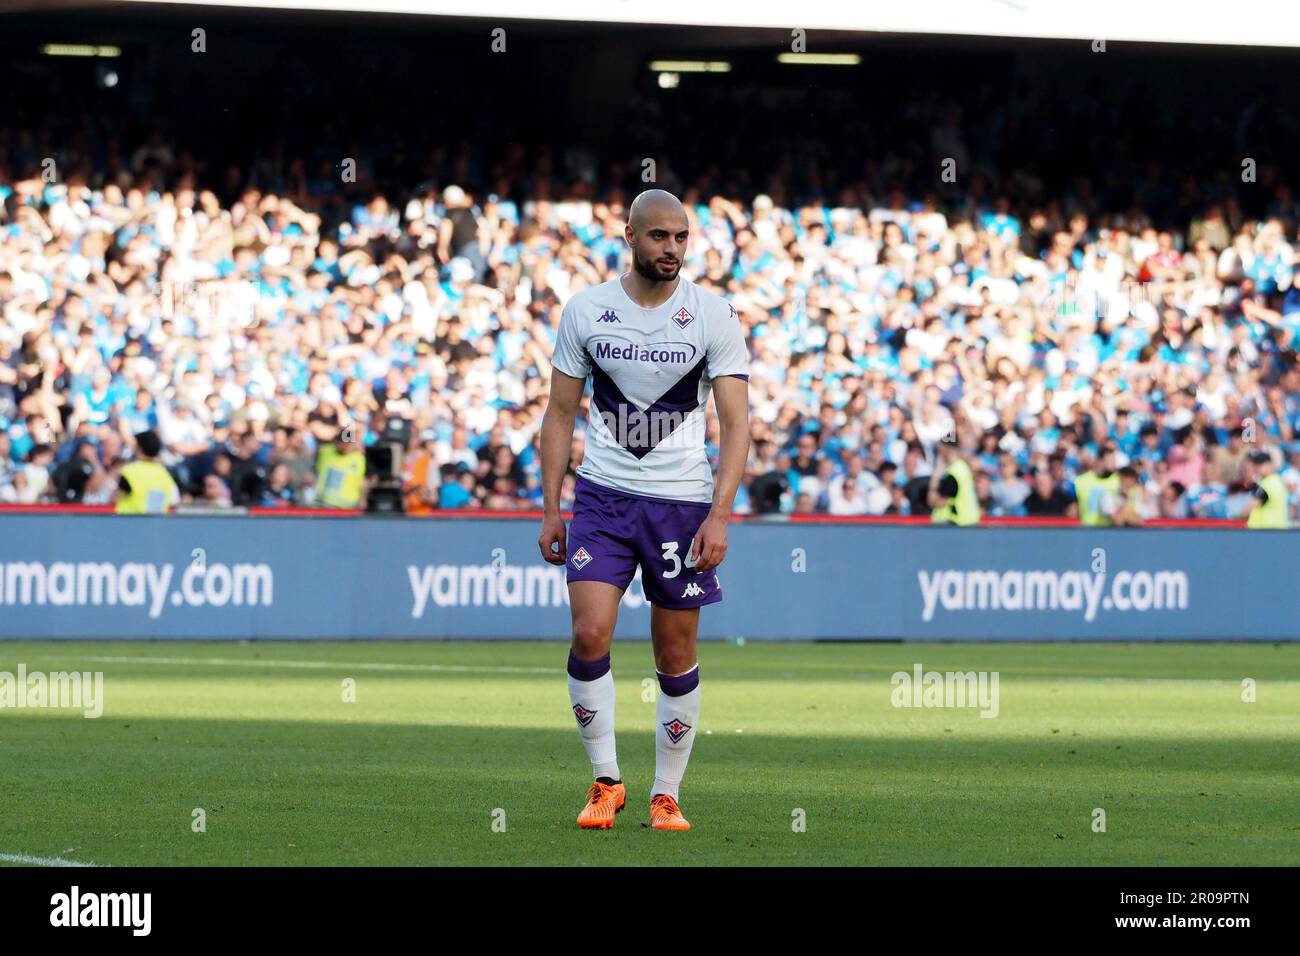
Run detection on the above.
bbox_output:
[662,718,692,743]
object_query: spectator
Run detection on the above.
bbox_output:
[202,473,233,508]
[437,186,488,283]
[0,433,17,495]
[882,482,910,516]
[4,444,53,503]
[798,457,838,511]
[990,454,1032,515]
[269,427,314,497]
[402,430,440,515]
[827,475,871,516]
[1158,480,1190,519]
[789,433,820,480]
[1209,427,1249,485]
[1103,466,1147,526]
[261,463,298,507]
[749,467,790,515]
[227,428,269,506]
[1023,469,1075,517]
[437,463,475,508]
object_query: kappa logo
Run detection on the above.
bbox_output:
[728,303,737,319]
[597,309,621,323]
[672,307,694,329]
[681,582,704,598]
[573,703,598,727]
[571,547,593,570]
[662,717,692,743]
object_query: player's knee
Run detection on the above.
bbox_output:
[654,643,695,675]
[571,618,613,657]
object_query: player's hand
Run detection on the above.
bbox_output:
[538,513,568,565]
[688,513,729,574]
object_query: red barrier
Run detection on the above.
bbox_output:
[0,502,1249,527]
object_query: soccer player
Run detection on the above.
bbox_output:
[538,189,750,832]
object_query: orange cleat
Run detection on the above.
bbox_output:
[576,780,626,829]
[650,793,691,831]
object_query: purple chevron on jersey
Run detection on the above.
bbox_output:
[550,275,750,502]
[590,357,707,459]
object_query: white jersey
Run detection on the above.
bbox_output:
[551,274,749,502]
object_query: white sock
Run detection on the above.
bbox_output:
[567,651,620,781]
[653,664,701,801]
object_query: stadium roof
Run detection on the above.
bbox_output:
[97,0,1300,49]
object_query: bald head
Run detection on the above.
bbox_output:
[628,189,687,233]
[625,190,688,284]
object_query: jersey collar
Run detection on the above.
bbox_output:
[617,272,684,314]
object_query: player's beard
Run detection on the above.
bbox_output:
[632,249,680,283]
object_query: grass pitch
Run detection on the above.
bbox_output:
[1,641,1296,866]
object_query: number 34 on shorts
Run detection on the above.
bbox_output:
[565,475,723,610]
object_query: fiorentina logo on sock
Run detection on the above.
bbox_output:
[662,717,692,743]
[573,703,598,727]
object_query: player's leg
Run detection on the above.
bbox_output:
[567,580,623,781]
[648,603,701,831]
[565,479,638,828]
[567,581,629,829]
[635,494,717,831]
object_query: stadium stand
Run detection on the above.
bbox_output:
[1,34,1298,521]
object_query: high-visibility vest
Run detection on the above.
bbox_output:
[930,457,980,526]
[115,460,178,514]
[1076,471,1121,526]
[315,445,366,508]
[1247,473,1289,529]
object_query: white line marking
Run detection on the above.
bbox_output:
[26,655,559,675]
[0,853,98,868]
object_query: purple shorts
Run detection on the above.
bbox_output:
[566,475,723,609]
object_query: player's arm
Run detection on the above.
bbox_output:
[538,369,585,564]
[691,374,749,574]
[539,298,591,563]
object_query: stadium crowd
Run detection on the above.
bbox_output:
[1,135,1298,522]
